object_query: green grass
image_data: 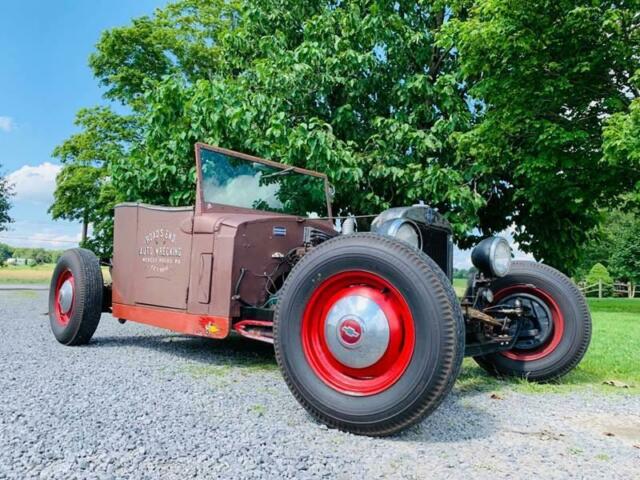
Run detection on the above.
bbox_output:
[458,298,640,394]
[0,264,57,284]
[249,404,267,416]
[0,263,111,284]
[453,278,467,297]
[587,297,640,315]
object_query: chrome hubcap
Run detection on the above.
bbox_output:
[325,295,390,369]
[59,279,74,314]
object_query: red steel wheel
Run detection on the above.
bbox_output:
[54,269,75,327]
[49,248,103,346]
[474,261,591,382]
[495,286,564,362]
[274,233,464,436]
[301,271,415,396]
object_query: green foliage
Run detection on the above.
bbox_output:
[585,262,613,296]
[603,95,640,206]
[443,0,640,272]
[8,247,63,265]
[50,107,139,258]
[586,263,613,284]
[574,209,640,284]
[53,0,640,271]
[0,163,13,232]
[0,242,13,265]
[453,267,474,279]
[49,164,104,223]
[102,1,479,229]
[609,218,640,284]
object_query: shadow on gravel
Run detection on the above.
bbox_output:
[398,396,497,443]
[90,332,496,442]
[90,333,277,370]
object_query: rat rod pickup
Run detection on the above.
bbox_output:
[49,143,591,436]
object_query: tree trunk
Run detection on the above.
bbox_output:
[81,213,88,244]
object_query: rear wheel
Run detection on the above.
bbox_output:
[49,248,103,345]
[474,261,591,381]
[274,233,464,436]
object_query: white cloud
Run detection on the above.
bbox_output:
[0,116,14,132]
[24,232,81,249]
[6,162,61,205]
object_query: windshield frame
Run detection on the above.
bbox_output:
[194,143,333,218]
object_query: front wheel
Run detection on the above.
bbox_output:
[474,261,591,381]
[274,233,464,436]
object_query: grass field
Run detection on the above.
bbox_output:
[453,278,467,297]
[0,264,110,284]
[458,298,640,394]
[0,264,57,284]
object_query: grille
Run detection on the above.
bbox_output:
[421,228,452,279]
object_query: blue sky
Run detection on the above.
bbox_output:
[0,0,165,249]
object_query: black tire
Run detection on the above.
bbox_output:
[48,248,103,346]
[274,233,464,436]
[474,261,591,381]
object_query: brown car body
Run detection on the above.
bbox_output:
[111,144,335,341]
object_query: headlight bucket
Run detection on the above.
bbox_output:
[471,236,512,277]
[374,219,422,250]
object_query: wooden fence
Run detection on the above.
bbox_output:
[578,280,637,298]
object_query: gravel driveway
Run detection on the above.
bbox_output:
[1,290,639,479]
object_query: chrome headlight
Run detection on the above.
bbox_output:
[471,236,512,277]
[375,219,422,250]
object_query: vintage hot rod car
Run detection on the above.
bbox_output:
[49,143,591,436]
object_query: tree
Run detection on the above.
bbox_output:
[443,0,640,271]
[56,0,480,256]
[50,107,139,257]
[49,164,103,243]
[0,242,13,266]
[0,163,13,232]
[585,262,613,297]
[55,0,640,272]
[603,93,640,207]
[609,216,640,285]
[573,208,640,284]
[453,267,474,279]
